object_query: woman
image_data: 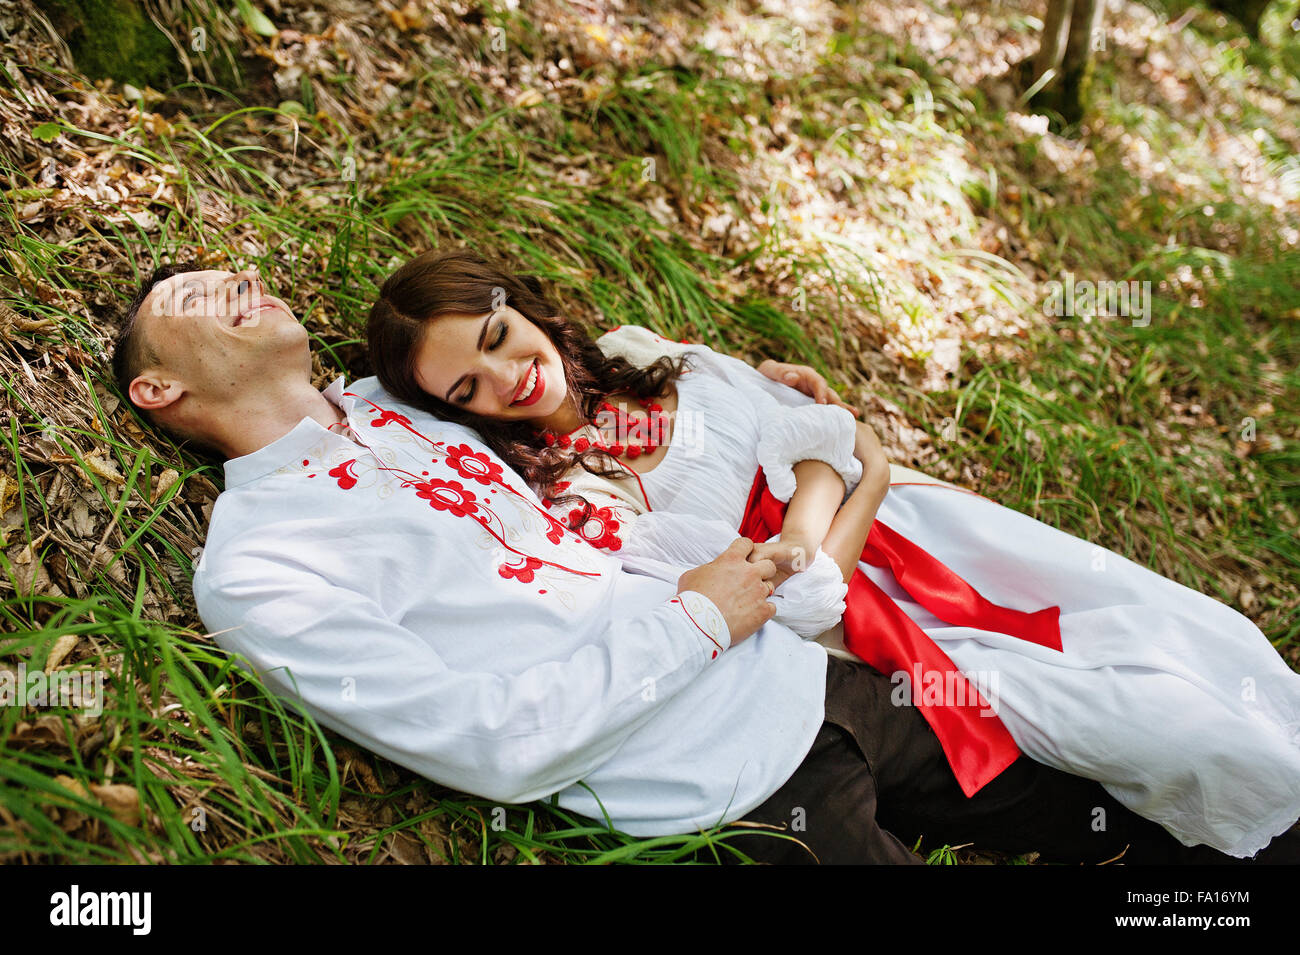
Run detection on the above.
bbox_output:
[367,248,1300,858]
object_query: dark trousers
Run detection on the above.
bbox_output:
[724,656,1300,864]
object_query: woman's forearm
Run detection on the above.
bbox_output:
[777,460,845,573]
[822,460,890,583]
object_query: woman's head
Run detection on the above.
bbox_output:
[368,248,689,518]
[368,249,590,431]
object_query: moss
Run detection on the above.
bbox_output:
[43,0,181,88]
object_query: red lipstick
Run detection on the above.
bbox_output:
[512,359,545,407]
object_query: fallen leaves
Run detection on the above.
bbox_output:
[152,468,181,503]
[45,634,80,671]
[78,454,124,486]
[48,775,141,831]
[88,783,142,828]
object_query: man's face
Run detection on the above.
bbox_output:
[135,268,308,402]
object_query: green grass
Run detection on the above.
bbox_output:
[2,0,1297,864]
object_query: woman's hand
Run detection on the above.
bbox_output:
[852,419,889,481]
[748,539,806,590]
[757,359,859,416]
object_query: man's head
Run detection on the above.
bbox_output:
[112,264,311,455]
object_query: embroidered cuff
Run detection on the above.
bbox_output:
[755,404,863,503]
[670,590,731,659]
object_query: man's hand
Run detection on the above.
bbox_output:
[677,538,779,646]
[757,359,859,416]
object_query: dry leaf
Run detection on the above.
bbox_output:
[81,454,125,484]
[68,500,95,538]
[385,829,426,865]
[0,473,18,520]
[46,634,80,671]
[88,782,141,827]
[13,717,69,747]
[153,468,180,502]
[52,773,94,803]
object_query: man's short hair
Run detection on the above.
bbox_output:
[110,263,216,455]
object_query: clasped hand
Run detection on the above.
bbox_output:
[679,360,887,646]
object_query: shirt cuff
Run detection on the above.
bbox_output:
[670,591,732,658]
[755,403,863,503]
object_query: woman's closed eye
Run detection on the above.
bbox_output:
[454,317,509,404]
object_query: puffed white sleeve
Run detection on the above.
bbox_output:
[623,514,848,640]
[193,562,731,806]
[682,340,863,503]
[751,402,862,503]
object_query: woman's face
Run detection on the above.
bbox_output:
[412,305,569,424]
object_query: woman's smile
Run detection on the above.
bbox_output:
[512,358,544,407]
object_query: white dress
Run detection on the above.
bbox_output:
[545,325,1300,858]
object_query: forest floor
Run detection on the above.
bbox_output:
[1,0,1298,864]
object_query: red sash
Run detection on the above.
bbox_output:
[740,469,1063,797]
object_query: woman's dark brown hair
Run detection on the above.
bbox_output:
[367,248,690,527]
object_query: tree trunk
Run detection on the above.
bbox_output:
[1031,0,1074,85]
[41,0,181,87]
[1056,0,1103,125]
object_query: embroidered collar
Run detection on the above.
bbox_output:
[223,376,361,487]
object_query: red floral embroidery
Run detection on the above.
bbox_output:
[546,521,565,543]
[329,459,358,490]
[342,390,603,581]
[414,479,479,518]
[371,409,413,428]
[445,443,504,486]
[569,505,623,550]
[542,482,569,516]
[499,556,544,583]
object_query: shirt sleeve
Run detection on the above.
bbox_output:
[677,339,863,502]
[194,566,730,806]
[752,402,862,503]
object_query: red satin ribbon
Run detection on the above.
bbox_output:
[740,469,1064,797]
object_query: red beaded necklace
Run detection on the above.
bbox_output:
[541,396,667,460]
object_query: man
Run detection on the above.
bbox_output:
[114,263,1297,864]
